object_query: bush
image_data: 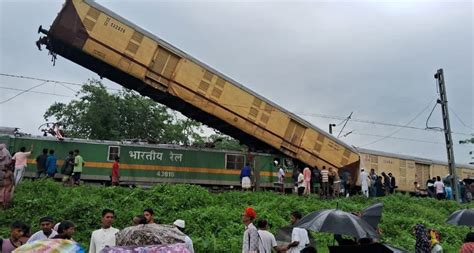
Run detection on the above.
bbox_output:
[0,180,472,252]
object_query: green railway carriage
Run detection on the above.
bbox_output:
[0,135,291,188]
[36,0,360,175]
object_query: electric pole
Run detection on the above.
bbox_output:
[329,124,336,135]
[434,69,460,202]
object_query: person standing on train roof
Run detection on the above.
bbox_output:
[45,149,57,178]
[303,167,311,196]
[35,148,48,179]
[72,149,85,185]
[111,156,120,186]
[240,163,252,191]
[11,144,33,185]
[143,208,156,224]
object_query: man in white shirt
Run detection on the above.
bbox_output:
[26,216,57,243]
[279,211,310,253]
[89,209,119,253]
[278,166,285,193]
[360,169,369,198]
[256,219,277,253]
[173,219,194,253]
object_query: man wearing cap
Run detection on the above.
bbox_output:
[26,216,57,243]
[89,209,119,253]
[173,219,194,253]
[242,207,259,253]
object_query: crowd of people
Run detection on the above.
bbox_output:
[414,176,472,202]
[0,144,89,208]
[0,208,194,253]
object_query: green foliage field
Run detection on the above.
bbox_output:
[0,180,471,252]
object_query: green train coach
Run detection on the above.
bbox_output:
[0,134,292,188]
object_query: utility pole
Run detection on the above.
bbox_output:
[329,124,336,135]
[434,69,460,202]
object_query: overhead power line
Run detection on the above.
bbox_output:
[450,107,474,130]
[1,72,471,138]
[0,81,49,104]
[357,98,438,148]
[0,86,73,98]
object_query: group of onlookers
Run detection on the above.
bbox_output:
[34,148,85,186]
[242,207,314,253]
[1,208,194,253]
[359,169,397,198]
[291,166,397,199]
[412,176,473,202]
[0,144,86,208]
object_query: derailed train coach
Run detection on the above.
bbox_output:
[36,0,360,178]
[357,148,474,192]
[0,134,293,188]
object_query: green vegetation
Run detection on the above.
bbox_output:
[0,180,472,252]
[43,79,202,144]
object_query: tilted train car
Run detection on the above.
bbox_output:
[36,0,360,175]
[357,148,474,192]
[0,134,292,188]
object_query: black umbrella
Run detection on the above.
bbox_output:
[275,226,293,244]
[446,209,474,226]
[295,209,379,239]
[361,202,383,229]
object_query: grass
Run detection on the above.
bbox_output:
[0,180,472,252]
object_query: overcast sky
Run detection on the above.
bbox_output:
[0,0,472,164]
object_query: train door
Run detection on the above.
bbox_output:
[415,163,430,186]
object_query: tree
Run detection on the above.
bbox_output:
[44,79,202,144]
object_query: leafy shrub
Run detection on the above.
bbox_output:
[0,180,472,252]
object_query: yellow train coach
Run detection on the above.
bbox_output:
[37,0,360,173]
[357,148,474,192]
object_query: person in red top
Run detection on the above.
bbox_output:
[460,232,474,253]
[111,156,120,186]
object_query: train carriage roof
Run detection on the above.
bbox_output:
[0,134,279,157]
[82,0,358,154]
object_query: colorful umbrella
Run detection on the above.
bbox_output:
[116,224,185,246]
[13,239,84,253]
[101,243,190,253]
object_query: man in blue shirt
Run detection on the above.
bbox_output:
[46,149,57,178]
[240,163,252,190]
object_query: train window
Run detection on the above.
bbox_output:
[107,146,120,161]
[225,154,245,170]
